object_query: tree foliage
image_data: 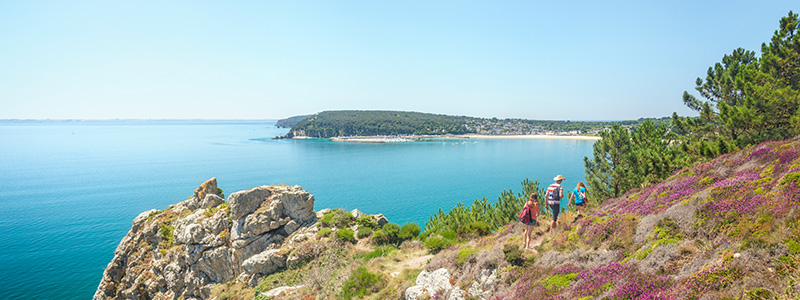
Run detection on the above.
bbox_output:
[584,121,689,202]
[673,11,800,158]
[288,110,478,137]
[424,179,544,234]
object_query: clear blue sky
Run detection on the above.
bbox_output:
[0,1,796,120]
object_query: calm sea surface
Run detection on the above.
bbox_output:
[0,120,595,300]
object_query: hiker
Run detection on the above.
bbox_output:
[569,181,588,216]
[520,192,540,249]
[547,175,565,231]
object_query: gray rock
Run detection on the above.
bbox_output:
[448,287,466,300]
[284,220,299,234]
[350,208,365,219]
[229,186,273,220]
[261,285,305,297]
[93,180,317,300]
[242,249,286,275]
[175,223,205,244]
[200,194,224,209]
[316,208,332,218]
[374,213,389,227]
[405,268,452,300]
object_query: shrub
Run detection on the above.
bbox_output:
[458,221,492,238]
[159,224,175,248]
[441,229,457,240]
[335,210,356,228]
[341,266,383,300]
[372,223,402,245]
[320,213,335,227]
[357,215,379,230]
[357,226,373,239]
[383,223,400,236]
[372,229,388,244]
[503,244,524,266]
[398,223,421,240]
[318,228,332,237]
[336,228,356,243]
[456,247,476,266]
[320,209,356,228]
[424,236,453,254]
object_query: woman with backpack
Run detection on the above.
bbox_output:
[520,192,540,249]
[569,181,588,216]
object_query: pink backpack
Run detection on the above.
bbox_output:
[519,205,531,223]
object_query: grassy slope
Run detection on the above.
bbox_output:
[501,138,800,299]
[212,138,800,300]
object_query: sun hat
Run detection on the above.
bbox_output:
[553,175,566,181]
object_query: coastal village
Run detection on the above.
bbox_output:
[465,118,607,136]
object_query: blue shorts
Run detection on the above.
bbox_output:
[523,219,537,226]
[575,202,585,207]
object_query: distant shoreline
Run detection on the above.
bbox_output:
[293,134,601,143]
[455,134,601,141]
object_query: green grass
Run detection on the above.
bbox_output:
[456,246,476,266]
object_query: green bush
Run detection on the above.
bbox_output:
[318,228,332,237]
[340,266,383,300]
[383,223,400,236]
[336,228,356,243]
[159,224,175,247]
[357,226,373,239]
[357,215,379,229]
[320,209,356,228]
[441,229,457,240]
[456,247,476,266]
[398,223,421,240]
[416,231,431,241]
[424,235,453,254]
[320,213,335,227]
[458,221,492,238]
[503,244,524,266]
[335,210,356,228]
[372,229,388,244]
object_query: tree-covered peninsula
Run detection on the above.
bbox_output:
[282,110,670,138]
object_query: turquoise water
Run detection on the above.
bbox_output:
[0,121,595,300]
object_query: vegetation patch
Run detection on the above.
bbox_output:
[336,228,356,243]
[455,246,476,266]
[340,266,384,300]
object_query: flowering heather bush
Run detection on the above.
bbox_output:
[682,266,744,299]
[551,214,638,251]
[513,263,677,299]
[609,174,704,216]
[749,146,776,161]
[711,171,762,188]
[512,265,578,300]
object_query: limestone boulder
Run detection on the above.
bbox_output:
[405,268,453,300]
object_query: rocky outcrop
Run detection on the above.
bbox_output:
[93,179,316,300]
[404,268,453,300]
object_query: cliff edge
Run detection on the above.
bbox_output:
[93,178,316,300]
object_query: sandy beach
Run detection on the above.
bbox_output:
[299,134,602,142]
[455,134,601,140]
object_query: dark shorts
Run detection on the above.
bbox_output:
[549,203,560,222]
[575,202,585,207]
[523,219,537,226]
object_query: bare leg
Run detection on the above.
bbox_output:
[524,225,532,248]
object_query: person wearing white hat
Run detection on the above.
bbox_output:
[546,175,566,232]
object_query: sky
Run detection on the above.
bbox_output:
[0,1,797,121]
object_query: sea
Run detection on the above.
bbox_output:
[0,120,596,300]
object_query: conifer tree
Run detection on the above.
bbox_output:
[673,11,800,158]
